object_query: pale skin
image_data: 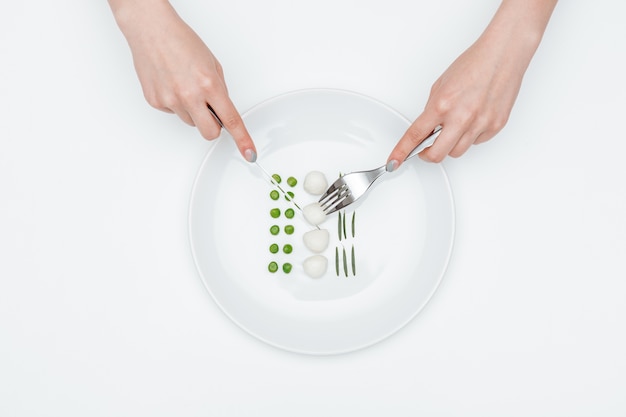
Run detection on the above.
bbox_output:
[387,0,558,169]
[107,0,557,166]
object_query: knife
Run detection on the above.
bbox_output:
[207,104,302,211]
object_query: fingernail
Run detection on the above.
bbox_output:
[244,149,257,163]
[386,160,399,172]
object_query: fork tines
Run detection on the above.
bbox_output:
[319,182,351,214]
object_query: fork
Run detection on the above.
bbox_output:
[319,126,442,214]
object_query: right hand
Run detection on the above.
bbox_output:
[111,1,256,161]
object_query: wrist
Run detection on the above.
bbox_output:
[491,0,557,44]
[108,0,174,37]
[478,0,557,73]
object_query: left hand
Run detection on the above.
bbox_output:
[386,0,557,169]
[387,37,522,167]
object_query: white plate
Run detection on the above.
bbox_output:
[189,89,454,355]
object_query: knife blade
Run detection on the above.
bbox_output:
[207,104,302,211]
[253,160,301,211]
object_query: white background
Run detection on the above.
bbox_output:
[1,0,625,415]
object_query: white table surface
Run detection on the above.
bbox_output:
[1,1,625,415]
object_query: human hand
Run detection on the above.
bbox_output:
[108,0,256,161]
[387,39,521,168]
[386,0,557,169]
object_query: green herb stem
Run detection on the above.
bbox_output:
[351,245,356,276]
[351,212,355,238]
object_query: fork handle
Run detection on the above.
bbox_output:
[405,125,443,161]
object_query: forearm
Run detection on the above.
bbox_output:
[107,0,177,40]
[387,0,558,164]
[479,0,558,74]
[106,0,256,158]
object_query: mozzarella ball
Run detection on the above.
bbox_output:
[302,202,326,226]
[303,255,328,278]
[303,229,330,253]
[303,171,328,195]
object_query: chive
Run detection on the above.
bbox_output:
[268,261,278,273]
[285,191,294,202]
[287,176,297,187]
[272,174,282,184]
[270,208,281,218]
[342,210,347,240]
[285,208,295,219]
[283,244,293,254]
[269,225,280,235]
[269,243,279,254]
[342,247,348,277]
[269,190,279,200]
[284,225,294,235]
[351,244,356,276]
[337,211,342,241]
[282,263,292,274]
[335,247,339,276]
[351,212,355,238]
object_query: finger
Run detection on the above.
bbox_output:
[448,131,478,158]
[208,95,257,162]
[418,124,464,163]
[449,128,498,157]
[170,107,196,127]
[157,101,195,126]
[474,130,495,144]
[386,112,439,171]
[187,103,223,141]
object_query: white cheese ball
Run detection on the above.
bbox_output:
[302,202,326,226]
[303,171,328,195]
[303,255,328,278]
[302,229,329,253]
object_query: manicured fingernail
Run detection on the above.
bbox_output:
[386,160,399,172]
[244,149,257,163]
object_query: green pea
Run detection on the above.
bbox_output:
[287,176,297,187]
[284,191,294,202]
[282,263,293,274]
[285,208,295,219]
[269,243,279,254]
[270,208,281,218]
[284,225,295,235]
[283,244,293,254]
[270,225,280,235]
[268,262,278,273]
[272,174,282,184]
[269,190,279,200]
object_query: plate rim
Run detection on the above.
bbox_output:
[188,87,456,355]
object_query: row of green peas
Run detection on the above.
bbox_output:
[268,175,298,274]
